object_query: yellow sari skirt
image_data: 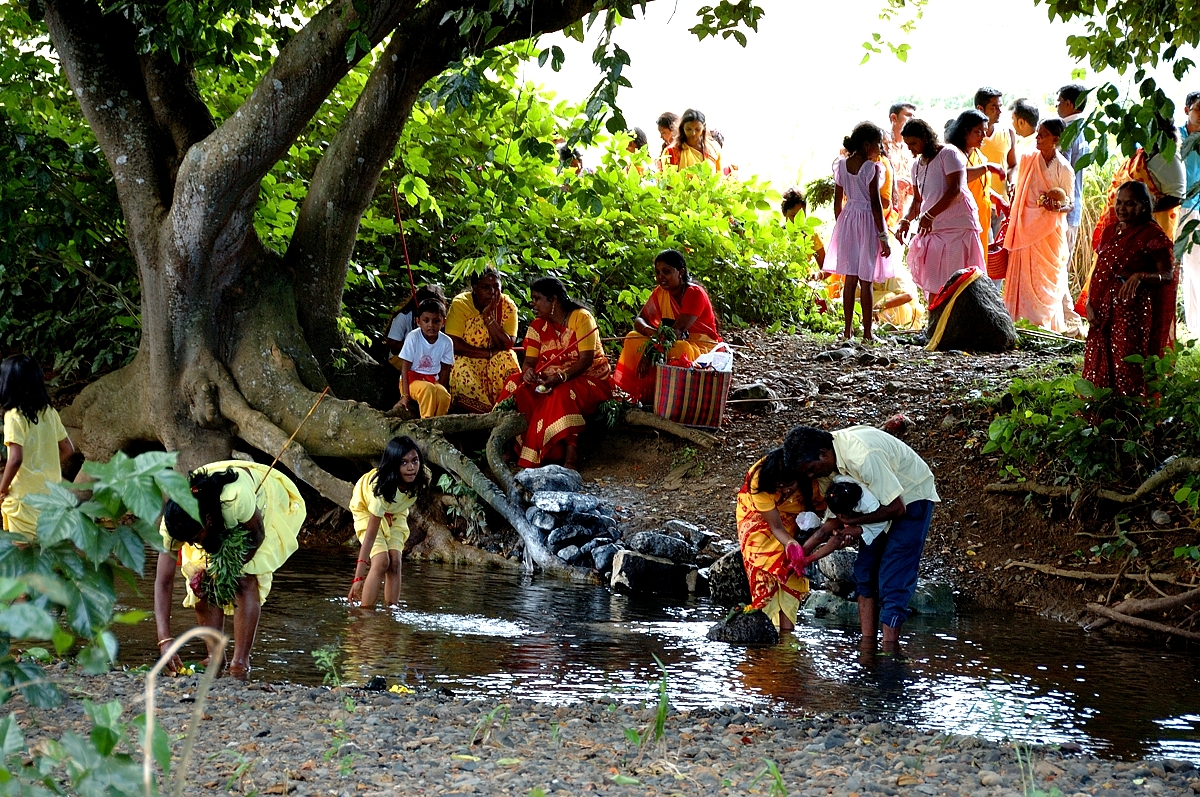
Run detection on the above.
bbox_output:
[612,333,716,404]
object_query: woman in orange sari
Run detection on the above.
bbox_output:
[1082,182,1177,396]
[736,446,826,633]
[612,250,721,404]
[497,278,611,470]
[1003,119,1075,330]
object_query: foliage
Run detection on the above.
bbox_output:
[0,8,140,386]
[0,450,195,794]
[311,642,344,687]
[436,473,487,543]
[199,525,252,608]
[983,342,1200,498]
[1040,0,1200,255]
[343,55,827,345]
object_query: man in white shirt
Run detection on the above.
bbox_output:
[787,425,939,652]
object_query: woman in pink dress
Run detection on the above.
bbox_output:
[825,122,895,341]
[897,119,985,296]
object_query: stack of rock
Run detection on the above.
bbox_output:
[512,466,624,578]
[609,520,725,596]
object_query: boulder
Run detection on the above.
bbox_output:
[686,568,709,596]
[729,382,778,413]
[556,545,581,565]
[515,465,583,495]
[817,549,858,599]
[707,550,751,606]
[547,524,594,552]
[924,270,1017,353]
[609,550,692,595]
[664,519,701,540]
[706,609,779,645]
[801,590,861,620]
[591,544,620,574]
[524,506,558,531]
[533,491,599,515]
[628,531,693,563]
[907,581,956,615]
[709,539,738,557]
[566,511,610,534]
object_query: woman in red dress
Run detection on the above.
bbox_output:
[498,278,611,469]
[1082,181,1178,396]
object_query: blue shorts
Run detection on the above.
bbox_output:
[853,499,934,629]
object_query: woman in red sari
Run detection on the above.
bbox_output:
[612,249,721,404]
[736,446,827,634]
[1082,182,1177,396]
[498,277,612,470]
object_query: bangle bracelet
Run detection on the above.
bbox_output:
[352,576,366,584]
[158,638,174,646]
[356,559,370,565]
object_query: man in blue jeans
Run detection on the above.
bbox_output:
[787,425,939,652]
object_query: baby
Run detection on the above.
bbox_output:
[794,476,891,574]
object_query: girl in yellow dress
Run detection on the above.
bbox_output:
[0,355,74,542]
[155,461,305,679]
[347,436,428,608]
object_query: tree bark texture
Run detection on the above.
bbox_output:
[44,0,619,576]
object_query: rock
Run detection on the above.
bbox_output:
[566,511,610,534]
[578,538,603,555]
[628,531,693,563]
[705,609,779,645]
[556,545,580,564]
[596,501,615,518]
[708,550,752,606]
[524,506,558,531]
[709,539,738,556]
[609,550,692,594]
[814,347,856,362]
[729,382,778,413]
[979,770,1002,787]
[818,549,857,599]
[907,581,956,615]
[547,524,594,551]
[925,271,1017,353]
[801,590,860,620]
[686,567,709,595]
[533,491,599,514]
[591,544,619,574]
[515,465,583,495]
[1152,510,1172,527]
[664,519,700,539]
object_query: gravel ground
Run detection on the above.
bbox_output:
[28,668,1200,796]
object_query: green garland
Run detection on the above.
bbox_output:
[202,525,252,607]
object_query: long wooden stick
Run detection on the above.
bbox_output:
[255,386,330,492]
[1085,603,1200,641]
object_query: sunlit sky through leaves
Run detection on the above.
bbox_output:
[531,0,1197,195]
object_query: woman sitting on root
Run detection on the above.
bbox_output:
[154,461,304,679]
[497,277,612,470]
[612,249,722,404]
[444,268,521,413]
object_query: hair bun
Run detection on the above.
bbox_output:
[842,135,854,151]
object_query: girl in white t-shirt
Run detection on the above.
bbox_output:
[394,298,454,417]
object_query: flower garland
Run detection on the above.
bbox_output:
[639,324,677,368]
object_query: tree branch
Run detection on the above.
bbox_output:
[624,409,716,448]
[1085,603,1200,641]
[486,411,527,496]
[987,458,1200,503]
[1005,560,1184,585]
[138,51,217,189]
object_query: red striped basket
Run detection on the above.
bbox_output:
[653,364,731,430]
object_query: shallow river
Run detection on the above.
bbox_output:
[116,548,1200,762]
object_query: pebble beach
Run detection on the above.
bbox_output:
[25,668,1200,796]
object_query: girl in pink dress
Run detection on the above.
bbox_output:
[825,122,895,342]
[897,118,985,296]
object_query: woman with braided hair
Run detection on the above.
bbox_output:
[154,461,304,679]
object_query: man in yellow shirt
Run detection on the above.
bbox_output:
[977,87,1017,241]
[786,425,939,652]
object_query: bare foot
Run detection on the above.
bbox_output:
[227,663,250,681]
[563,442,579,471]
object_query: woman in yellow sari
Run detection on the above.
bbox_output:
[497,278,612,470]
[612,250,722,404]
[445,268,521,413]
[673,108,722,172]
[737,446,826,633]
[1003,119,1075,331]
[154,461,305,679]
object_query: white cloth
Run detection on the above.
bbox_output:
[1148,152,1187,200]
[826,475,890,545]
[399,329,454,376]
[387,311,413,342]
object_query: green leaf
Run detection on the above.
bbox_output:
[610,774,640,785]
[0,604,56,640]
[111,526,147,574]
[133,713,171,776]
[52,627,74,656]
[15,662,59,708]
[112,610,150,625]
[0,714,25,756]
[0,578,26,604]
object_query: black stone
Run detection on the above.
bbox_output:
[705,609,779,645]
[609,550,692,594]
[628,531,693,563]
[728,382,778,413]
[547,524,594,551]
[591,544,619,574]
[708,550,751,606]
[363,675,388,692]
[924,270,1017,353]
[514,465,583,494]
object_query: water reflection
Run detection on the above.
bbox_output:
[115,548,1200,761]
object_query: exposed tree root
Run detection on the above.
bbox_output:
[1005,560,1185,585]
[1084,603,1200,641]
[404,507,513,569]
[1084,586,1200,631]
[485,412,526,497]
[985,457,1200,504]
[624,408,716,448]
